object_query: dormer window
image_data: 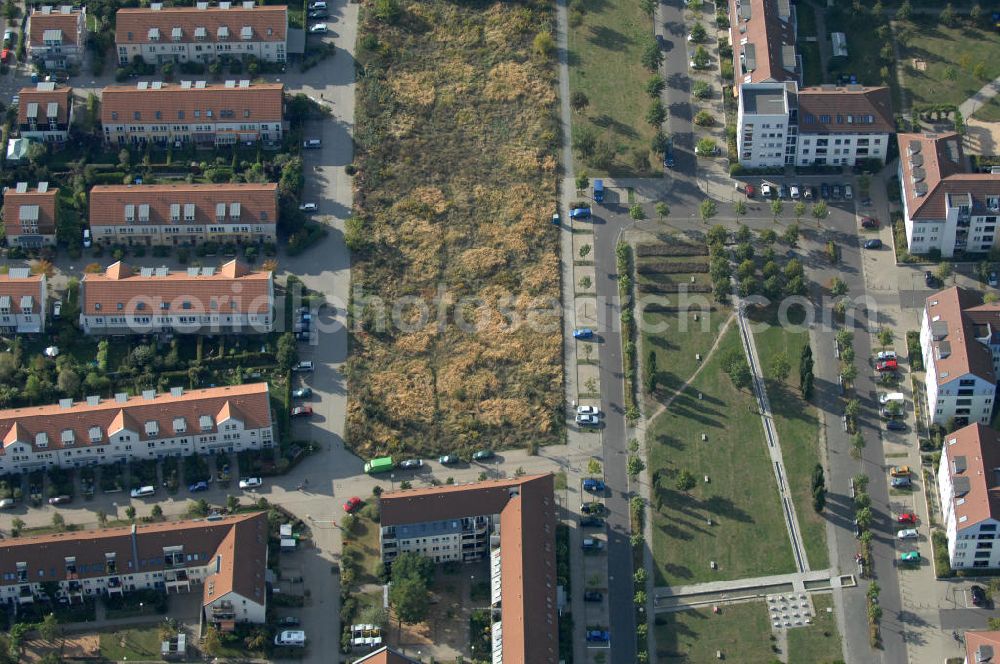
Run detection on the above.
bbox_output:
[195,26,207,41]
[241,25,253,40]
[217,26,229,40]
[35,432,48,448]
[173,417,186,433]
[145,420,159,437]
[172,26,183,42]
[89,426,102,442]
[61,429,75,445]
[171,203,181,221]
[988,196,1000,211]
[199,415,214,431]
[148,27,160,41]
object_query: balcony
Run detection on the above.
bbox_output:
[210,601,236,621]
[164,570,191,594]
[18,586,34,604]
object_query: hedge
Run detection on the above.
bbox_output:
[635,243,707,257]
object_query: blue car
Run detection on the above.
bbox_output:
[886,420,906,431]
[864,239,883,249]
[570,206,592,219]
[663,139,675,168]
[586,630,610,643]
[891,476,911,488]
[188,481,209,492]
[573,328,594,339]
[583,478,606,493]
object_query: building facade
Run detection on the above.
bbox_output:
[115,3,287,66]
[88,182,278,246]
[79,260,273,335]
[937,423,1000,570]
[921,287,1000,428]
[0,512,268,628]
[100,81,284,147]
[1,182,58,248]
[898,132,1000,258]
[26,5,87,69]
[17,82,73,143]
[380,476,559,664]
[0,269,46,335]
[0,383,274,474]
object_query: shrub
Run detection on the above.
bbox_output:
[694,110,714,126]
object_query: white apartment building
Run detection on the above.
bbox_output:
[88,183,278,246]
[0,269,46,335]
[0,512,268,628]
[0,383,274,474]
[899,132,1000,258]
[26,5,87,69]
[100,80,284,147]
[115,3,287,66]
[921,287,1000,428]
[937,423,1000,570]
[79,260,273,336]
[736,82,792,168]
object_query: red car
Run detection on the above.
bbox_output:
[876,359,898,372]
[343,496,362,513]
[745,184,756,198]
[897,513,918,524]
[860,216,879,229]
[291,406,313,417]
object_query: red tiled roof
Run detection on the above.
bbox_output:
[965,630,1000,663]
[79,260,271,316]
[115,5,287,45]
[0,512,268,610]
[729,0,798,87]
[100,82,283,126]
[2,185,58,239]
[942,423,1000,529]
[796,86,894,134]
[88,182,278,229]
[17,84,72,126]
[925,286,998,386]
[28,7,84,47]
[0,383,271,453]
[0,272,44,315]
[352,648,420,664]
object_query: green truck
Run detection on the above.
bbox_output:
[364,456,394,475]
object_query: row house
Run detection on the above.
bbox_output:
[88,182,278,246]
[115,2,287,66]
[26,5,87,69]
[0,512,268,629]
[937,423,1000,570]
[1,182,58,248]
[79,260,274,336]
[380,475,559,664]
[899,132,1000,258]
[17,82,73,143]
[965,631,1000,664]
[0,383,275,474]
[100,80,285,147]
[0,269,46,335]
[921,287,1000,428]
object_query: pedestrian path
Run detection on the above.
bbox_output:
[958,75,1000,119]
[652,568,847,612]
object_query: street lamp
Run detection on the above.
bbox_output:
[390,473,395,492]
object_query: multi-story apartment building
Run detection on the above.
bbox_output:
[921,287,1000,428]
[26,5,87,69]
[115,2,287,66]
[730,0,799,88]
[736,82,793,168]
[100,80,284,147]
[898,132,1000,258]
[0,269,46,335]
[937,423,1000,570]
[88,183,278,246]
[2,182,58,248]
[0,383,274,474]
[964,631,1000,663]
[0,512,268,628]
[79,260,273,336]
[17,82,73,143]
[380,475,558,664]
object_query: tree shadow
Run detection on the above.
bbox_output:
[587,25,633,49]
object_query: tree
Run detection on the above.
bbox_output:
[629,204,646,221]
[733,199,747,216]
[831,277,848,297]
[52,512,65,531]
[655,202,670,221]
[707,224,728,246]
[694,110,714,126]
[940,2,956,27]
[642,41,663,70]
[699,199,717,222]
[850,433,866,459]
[692,80,712,99]
[203,626,223,655]
[38,612,60,642]
[644,349,658,393]
[588,459,602,475]
[769,353,791,383]
[646,100,666,127]
[845,398,861,421]
[812,485,826,512]
[936,261,953,282]
[276,332,298,371]
[533,30,555,57]
[842,363,858,384]
[645,75,665,97]
[151,504,163,520]
[96,510,108,526]
[634,589,647,606]
[627,455,646,477]
[124,506,136,522]
[972,3,985,27]
[693,45,710,68]
[812,201,828,219]
[570,91,589,111]
[676,470,697,493]
[690,21,707,42]
[722,349,752,390]
[856,506,873,530]
[896,0,912,21]
[771,199,784,219]
[794,201,806,219]
[391,552,435,586]
[227,494,239,513]
[390,574,430,625]
[696,137,718,156]
[878,327,893,348]
[57,367,80,397]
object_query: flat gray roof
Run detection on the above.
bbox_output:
[742,88,786,115]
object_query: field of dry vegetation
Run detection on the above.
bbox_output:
[347,0,562,456]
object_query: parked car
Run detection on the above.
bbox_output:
[582,538,605,551]
[925,271,938,288]
[790,184,801,199]
[656,34,666,50]
[584,590,603,602]
[897,513,917,524]
[891,476,912,488]
[580,516,605,528]
[860,216,879,229]
[900,551,921,563]
[573,328,594,340]
[581,502,606,515]
[663,140,675,168]
[292,387,312,399]
[971,585,988,607]
[876,351,897,362]
[577,405,601,416]
[303,138,322,149]
[569,206,592,219]
[875,359,897,372]
[188,481,208,493]
[879,390,903,403]
[53,301,62,318]
[832,184,843,199]
[886,419,907,431]
[586,630,611,643]
[745,184,756,198]
[472,449,495,461]
[399,459,423,470]
[897,528,918,540]
[278,616,301,627]
[308,9,327,17]
[844,184,854,199]
[576,413,599,426]
[343,496,362,513]
[820,183,830,199]
[582,478,606,493]
[274,630,306,647]
[293,361,314,372]
[890,465,911,477]
[239,477,263,490]
[299,203,318,213]
[308,23,328,33]
[805,186,816,200]
[854,519,862,538]
[308,0,327,8]
[83,228,92,248]
[291,406,313,417]
[0,498,14,509]
[880,406,903,419]
[864,239,882,249]
[438,454,459,465]
[761,183,774,198]
[779,183,790,199]
[552,211,561,226]
[48,495,71,505]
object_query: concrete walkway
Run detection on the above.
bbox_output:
[653,568,847,611]
[958,75,1000,119]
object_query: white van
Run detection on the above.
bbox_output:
[878,392,904,405]
[130,486,155,498]
[0,498,15,509]
[274,630,306,647]
[82,228,92,248]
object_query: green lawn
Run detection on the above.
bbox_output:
[654,603,777,663]
[641,306,729,401]
[823,4,894,90]
[648,325,795,586]
[342,511,383,585]
[568,0,658,176]
[898,16,1000,111]
[99,628,163,661]
[787,594,844,664]
[800,42,824,87]
[752,311,829,570]
[971,95,1000,122]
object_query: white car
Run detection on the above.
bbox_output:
[53,301,62,318]
[576,413,599,426]
[897,528,918,540]
[876,350,897,362]
[274,630,306,647]
[761,183,774,198]
[879,392,904,405]
[309,23,328,33]
[239,477,263,490]
[577,405,601,416]
[299,203,318,213]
